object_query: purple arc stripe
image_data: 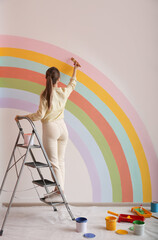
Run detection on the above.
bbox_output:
[0,97,101,202]
[67,124,101,202]
[0,98,38,112]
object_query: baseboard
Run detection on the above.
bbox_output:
[2,202,150,208]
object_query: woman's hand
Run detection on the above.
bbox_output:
[15,115,24,121]
[15,115,20,122]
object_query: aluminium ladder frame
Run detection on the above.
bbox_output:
[0,117,75,236]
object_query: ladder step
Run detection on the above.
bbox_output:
[32,179,56,187]
[17,144,41,149]
[25,162,49,168]
[40,197,64,206]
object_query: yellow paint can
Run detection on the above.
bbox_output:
[105,216,117,231]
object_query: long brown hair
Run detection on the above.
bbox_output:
[42,67,60,109]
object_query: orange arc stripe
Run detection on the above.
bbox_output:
[1,66,133,201]
[69,91,133,202]
[0,66,46,86]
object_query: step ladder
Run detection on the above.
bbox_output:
[0,117,75,236]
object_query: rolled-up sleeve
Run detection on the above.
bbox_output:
[26,96,47,121]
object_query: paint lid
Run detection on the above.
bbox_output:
[133,220,145,225]
[83,233,96,238]
[116,229,128,235]
[76,217,87,223]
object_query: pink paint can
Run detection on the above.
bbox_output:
[24,133,34,146]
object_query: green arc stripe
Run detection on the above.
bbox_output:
[66,101,122,201]
[0,78,43,94]
[0,77,122,201]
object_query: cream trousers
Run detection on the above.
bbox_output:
[42,119,68,190]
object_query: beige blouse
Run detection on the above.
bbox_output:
[26,77,77,123]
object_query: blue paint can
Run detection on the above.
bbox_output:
[151,201,158,213]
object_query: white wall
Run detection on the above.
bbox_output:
[1,0,157,154]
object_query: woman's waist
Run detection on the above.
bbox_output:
[41,116,64,125]
[41,111,64,123]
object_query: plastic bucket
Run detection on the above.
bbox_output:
[105,216,117,231]
[133,220,145,235]
[76,217,87,233]
[24,134,34,146]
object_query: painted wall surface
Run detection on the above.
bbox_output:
[0,0,157,203]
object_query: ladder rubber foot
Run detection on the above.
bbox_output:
[0,230,3,236]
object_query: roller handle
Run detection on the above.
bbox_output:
[107,211,119,217]
[151,215,158,220]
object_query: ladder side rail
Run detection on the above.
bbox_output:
[0,135,34,235]
[16,117,36,133]
[16,117,75,220]
[0,132,21,196]
[16,117,57,210]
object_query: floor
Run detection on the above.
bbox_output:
[0,204,158,240]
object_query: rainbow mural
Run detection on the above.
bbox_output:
[0,35,157,203]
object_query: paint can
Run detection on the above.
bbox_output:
[151,201,158,213]
[133,220,145,236]
[24,133,34,146]
[76,217,87,233]
[105,216,117,231]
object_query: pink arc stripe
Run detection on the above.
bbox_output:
[0,35,157,200]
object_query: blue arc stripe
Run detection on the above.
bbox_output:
[0,57,142,201]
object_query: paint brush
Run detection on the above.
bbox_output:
[71,57,81,67]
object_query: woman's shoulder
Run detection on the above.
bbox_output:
[54,87,66,93]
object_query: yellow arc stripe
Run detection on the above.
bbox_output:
[0,47,152,202]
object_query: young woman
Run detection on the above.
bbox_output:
[15,58,80,202]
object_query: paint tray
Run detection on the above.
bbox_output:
[117,214,145,223]
[131,207,152,218]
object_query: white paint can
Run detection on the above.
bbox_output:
[133,220,145,235]
[76,217,87,233]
